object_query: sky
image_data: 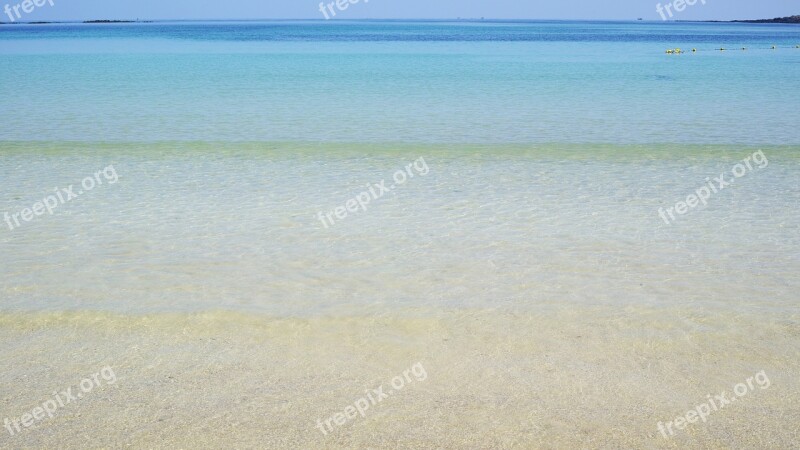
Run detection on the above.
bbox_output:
[2,0,796,22]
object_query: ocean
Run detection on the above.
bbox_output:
[1,21,799,448]
[1,21,800,143]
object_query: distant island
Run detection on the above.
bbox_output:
[83,20,139,23]
[1,19,149,25]
[728,15,800,24]
[675,15,799,24]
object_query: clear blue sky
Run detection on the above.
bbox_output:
[9,0,797,22]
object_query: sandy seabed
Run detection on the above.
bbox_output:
[2,143,799,448]
[0,305,798,449]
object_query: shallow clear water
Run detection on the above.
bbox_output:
[1,142,798,317]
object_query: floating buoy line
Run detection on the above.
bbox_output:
[665,45,800,54]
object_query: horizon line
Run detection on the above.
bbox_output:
[0,17,788,24]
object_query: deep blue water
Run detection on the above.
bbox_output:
[2,20,799,44]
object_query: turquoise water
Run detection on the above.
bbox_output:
[1,22,799,316]
[1,21,800,143]
[3,22,800,449]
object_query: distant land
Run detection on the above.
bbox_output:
[732,15,800,24]
[692,15,800,24]
[83,20,139,23]
[0,20,149,25]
